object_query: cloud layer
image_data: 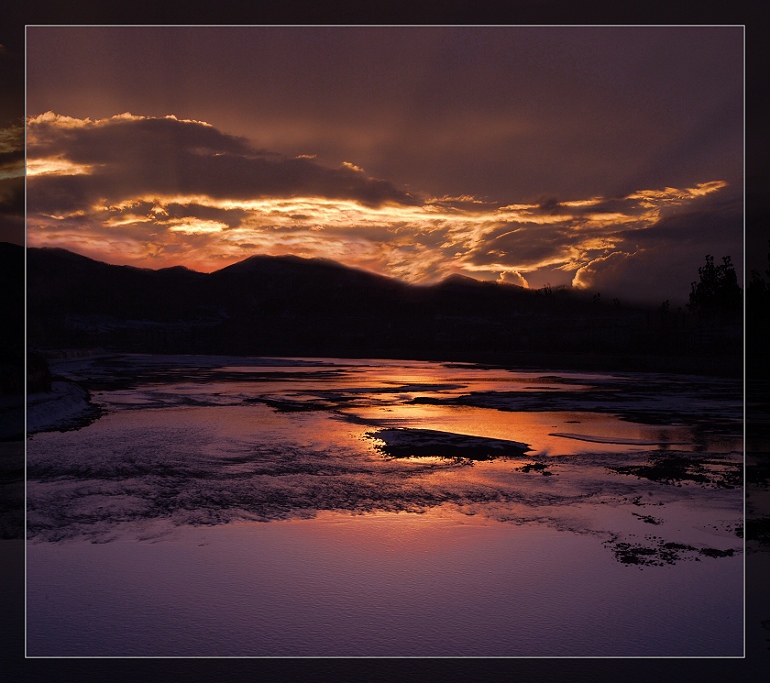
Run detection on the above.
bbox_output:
[25,113,742,304]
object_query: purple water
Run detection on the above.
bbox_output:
[26,355,744,656]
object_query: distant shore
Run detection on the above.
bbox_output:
[426,349,744,378]
[31,345,744,379]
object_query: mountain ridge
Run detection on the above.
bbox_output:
[25,245,525,290]
[14,243,741,374]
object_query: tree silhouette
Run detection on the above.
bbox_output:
[687,255,741,324]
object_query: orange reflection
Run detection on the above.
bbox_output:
[345,404,703,456]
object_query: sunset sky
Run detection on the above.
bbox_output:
[18,26,744,305]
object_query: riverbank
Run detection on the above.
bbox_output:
[24,381,101,438]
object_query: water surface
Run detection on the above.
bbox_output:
[26,355,744,656]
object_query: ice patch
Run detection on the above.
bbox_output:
[550,432,691,446]
[27,381,100,434]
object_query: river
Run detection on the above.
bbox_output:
[26,354,744,656]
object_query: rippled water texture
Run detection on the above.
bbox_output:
[26,355,744,656]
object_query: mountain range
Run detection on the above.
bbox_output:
[1,242,741,373]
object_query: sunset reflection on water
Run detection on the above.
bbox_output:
[346,404,706,456]
[26,354,744,656]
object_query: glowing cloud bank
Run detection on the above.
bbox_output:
[24,113,741,303]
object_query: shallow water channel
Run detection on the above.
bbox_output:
[26,355,744,656]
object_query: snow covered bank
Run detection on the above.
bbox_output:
[26,381,100,435]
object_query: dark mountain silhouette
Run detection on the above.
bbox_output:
[19,244,741,374]
[26,246,207,321]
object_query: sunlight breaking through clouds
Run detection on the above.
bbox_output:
[26,158,96,177]
[24,112,739,300]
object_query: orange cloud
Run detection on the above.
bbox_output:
[24,112,739,298]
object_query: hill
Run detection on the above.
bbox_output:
[19,245,741,374]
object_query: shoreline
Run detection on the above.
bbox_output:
[35,346,743,379]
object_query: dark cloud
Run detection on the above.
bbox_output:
[525,196,649,221]
[25,27,743,204]
[162,202,249,229]
[535,197,562,214]
[27,115,420,210]
[574,249,702,307]
[574,196,744,305]
[574,198,648,218]
[26,174,91,215]
[617,192,743,253]
[28,115,256,162]
[467,222,579,269]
